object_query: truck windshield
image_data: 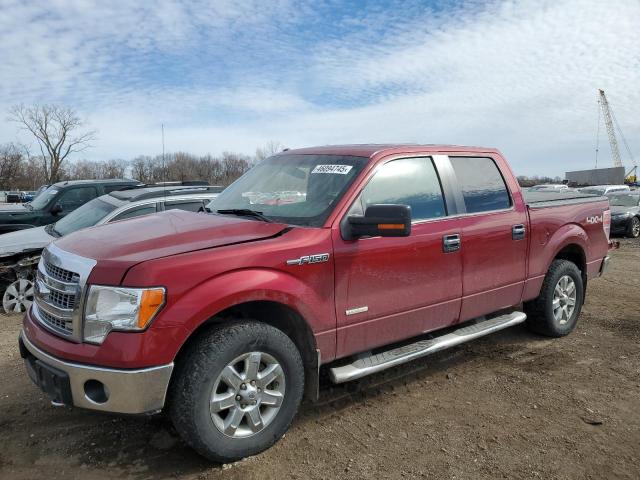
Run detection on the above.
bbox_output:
[29,186,60,210]
[208,154,367,227]
[53,198,118,236]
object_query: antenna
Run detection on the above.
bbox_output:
[162,123,166,202]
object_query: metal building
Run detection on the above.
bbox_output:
[565,167,625,186]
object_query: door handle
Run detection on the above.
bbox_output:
[512,224,526,240]
[443,234,461,253]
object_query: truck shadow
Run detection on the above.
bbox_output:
[61,325,543,478]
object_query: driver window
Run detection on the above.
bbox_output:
[56,187,97,212]
[349,157,447,221]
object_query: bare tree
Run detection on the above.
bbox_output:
[9,104,96,183]
[255,140,285,162]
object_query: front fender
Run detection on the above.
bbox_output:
[153,268,336,360]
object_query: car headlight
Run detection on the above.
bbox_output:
[83,286,165,344]
[612,212,631,219]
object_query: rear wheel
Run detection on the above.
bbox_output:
[626,216,640,238]
[169,321,304,463]
[524,259,584,337]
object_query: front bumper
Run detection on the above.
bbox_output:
[19,331,173,414]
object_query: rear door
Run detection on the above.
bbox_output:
[332,155,464,358]
[448,156,528,321]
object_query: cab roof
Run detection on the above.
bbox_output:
[108,185,224,202]
[52,179,140,188]
[279,144,500,158]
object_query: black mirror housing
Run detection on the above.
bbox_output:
[346,204,411,240]
[51,204,63,215]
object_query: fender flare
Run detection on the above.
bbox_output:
[161,268,329,354]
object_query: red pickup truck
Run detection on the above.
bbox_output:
[19,145,612,462]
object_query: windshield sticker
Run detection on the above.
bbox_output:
[311,165,353,175]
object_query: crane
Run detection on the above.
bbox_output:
[596,89,637,183]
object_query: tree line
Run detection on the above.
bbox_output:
[0,143,274,191]
[1,104,284,191]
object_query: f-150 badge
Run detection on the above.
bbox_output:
[286,253,330,266]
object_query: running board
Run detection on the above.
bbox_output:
[329,311,527,383]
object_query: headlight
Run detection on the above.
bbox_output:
[83,286,165,344]
[612,212,631,219]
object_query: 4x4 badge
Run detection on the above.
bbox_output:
[286,253,330,266]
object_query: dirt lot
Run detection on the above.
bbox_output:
[1,240,639,480]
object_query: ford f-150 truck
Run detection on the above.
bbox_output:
[19,145,613,462]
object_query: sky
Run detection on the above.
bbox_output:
[0,0,639,177]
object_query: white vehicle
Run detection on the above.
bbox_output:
[0,185,222,313]
[528,184,569,192]
[578,185,630,196]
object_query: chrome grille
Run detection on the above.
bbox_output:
[49,289,76,310]
[37,306,73,333]
[33,244,96,342]
[44,261,79,283]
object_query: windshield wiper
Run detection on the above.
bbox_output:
[216,209,272,223]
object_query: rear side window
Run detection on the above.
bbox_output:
[351,157,446,221]
[164,200,205,212]
[104,184,131,194]
[111,204,158,222]
[450,157,511,213]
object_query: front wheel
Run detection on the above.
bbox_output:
[524,259,584,337]
[169,321,304,463]
[626,216,640,238]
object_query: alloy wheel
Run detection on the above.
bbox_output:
[552,275,576,325]
[2,279,34,314]
[210,351,286,438]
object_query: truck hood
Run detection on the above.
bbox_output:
[0,204,28,214]
[0,226,54,257]
[55,210,290,277]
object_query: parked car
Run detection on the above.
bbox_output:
[20,191,37,203]
[528,184,569,192]
[19,144,612,462]
[0,185,222,313]
[0,179,141,234]
[5,191,21,203]
[607,192,640,238]
[578,185,630,196]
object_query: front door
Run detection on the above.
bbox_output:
[332,156,463,358]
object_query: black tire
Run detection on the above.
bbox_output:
[169,321,304,463]
[524,259,584,337]
[626,216,640,238]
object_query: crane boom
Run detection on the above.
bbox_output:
[598,89,623,168]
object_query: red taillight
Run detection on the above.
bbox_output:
[603,209,611,240]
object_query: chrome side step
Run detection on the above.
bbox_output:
[329,311,527,383]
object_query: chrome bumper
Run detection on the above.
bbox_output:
[20,331,173,414]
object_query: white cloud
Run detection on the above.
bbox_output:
[0,0,639,177]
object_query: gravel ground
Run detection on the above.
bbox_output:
[1,239,639,479]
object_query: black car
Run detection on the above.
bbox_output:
[0,179,141,234]
[608,193,640,238]
[5,191,21,203]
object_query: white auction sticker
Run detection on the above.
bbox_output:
[311,165,353,174]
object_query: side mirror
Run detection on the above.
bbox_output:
[51,204,63,215]
[345,204,411,240]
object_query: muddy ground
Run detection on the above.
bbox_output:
[1,239,639,479]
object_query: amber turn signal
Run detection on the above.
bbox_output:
[377,223,405,230]
[138,288,165,329]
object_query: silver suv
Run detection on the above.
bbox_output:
[0,185,222,314]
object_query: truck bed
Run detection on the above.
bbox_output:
[523,190,607,209]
